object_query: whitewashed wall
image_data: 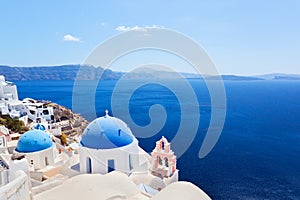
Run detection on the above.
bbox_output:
[2,85,18,100]
[79,139,139,175]
[0,170,31,200]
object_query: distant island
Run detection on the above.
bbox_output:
[0,65,299,81]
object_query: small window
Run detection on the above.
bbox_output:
[43,110,49,115]
[158,156,162,165]
[164,157,169,167]
[108,159,115,173]
[45,157,49,166]
[86,157,92,173]
[129,155,133,171]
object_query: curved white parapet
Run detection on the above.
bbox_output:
[0,170,31,200]
[151,181,211,200]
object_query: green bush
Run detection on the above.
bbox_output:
[0,116,29,133]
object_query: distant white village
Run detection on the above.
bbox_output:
[0,75,210,200]
[0,75,54,124]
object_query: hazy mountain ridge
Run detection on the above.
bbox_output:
[254,73,300,80]
[0,65,123,80]
[0,65,299,81]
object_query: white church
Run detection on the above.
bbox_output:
[79,110,140,175]
[15,129,57,170]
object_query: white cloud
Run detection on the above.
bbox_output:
[115,25,163,32]
[63,34,81,42]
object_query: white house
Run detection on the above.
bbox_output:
[0,75,18,101]
[22,98,55,123]
[0,100,9,115]
[0,76,55,123]
[79,111,140,175]
[0,76,21,117]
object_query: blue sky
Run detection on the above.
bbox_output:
[0,0,299,75]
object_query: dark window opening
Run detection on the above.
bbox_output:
[45,157,49,166]
[43,110,49,115]
[164,157,169,167]
[86,157,92,173]
[161,142,165,150]
[129,155,133,171]
[158,156,162,165]
[108,159,115,173]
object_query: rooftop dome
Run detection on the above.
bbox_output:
[34,123,46,131]
[80,111,134,149]
[16,130,53,153]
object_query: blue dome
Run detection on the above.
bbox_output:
[34,123,46,131]
[16,130,53,153]
[80,114,134,149]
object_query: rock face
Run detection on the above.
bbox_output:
[49,103,89,136]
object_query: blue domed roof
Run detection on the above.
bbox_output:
[34,123,46,131]
[80,113,134,149]
[16,130,53,153]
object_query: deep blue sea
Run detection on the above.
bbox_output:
[15,80,300,199]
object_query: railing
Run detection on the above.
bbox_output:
[0,170,31,200]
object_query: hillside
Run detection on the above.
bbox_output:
[0,65,122,81]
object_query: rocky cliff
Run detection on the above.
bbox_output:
[49,102,89,136]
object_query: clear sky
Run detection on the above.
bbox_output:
[0,0,299,75]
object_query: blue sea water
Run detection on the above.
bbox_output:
[15,80,300,199]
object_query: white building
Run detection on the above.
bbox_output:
[22,98,55,123]
[0,75,18,101]
[0,75,22,117]
[0,100,9,115]
[7,100,27,119]
[79,111,140,175]
[15,129,57,170]
[0,76,55,123]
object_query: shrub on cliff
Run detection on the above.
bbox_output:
[0,116,29,133]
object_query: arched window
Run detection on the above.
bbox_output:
[45,157,49,166]
[158,156,162,165]
[164,157,169,167]
[161,141,165,150]
[86,157,92,173]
